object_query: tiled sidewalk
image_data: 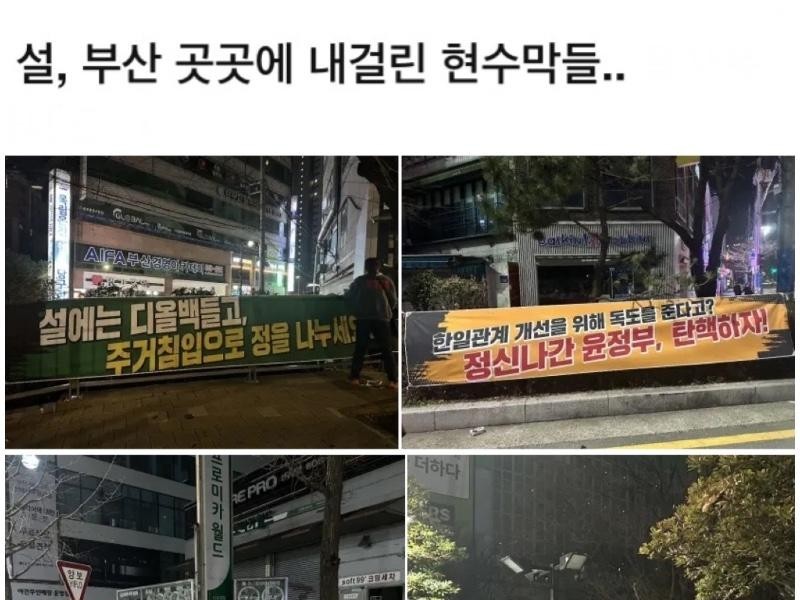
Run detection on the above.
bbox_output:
[6,367,397,449]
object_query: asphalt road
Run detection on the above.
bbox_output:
[402,401,795,449]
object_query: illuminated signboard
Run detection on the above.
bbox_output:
[288,196,297,292]
[48,169,71,299]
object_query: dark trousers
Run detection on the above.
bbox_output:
[350,319,397,382]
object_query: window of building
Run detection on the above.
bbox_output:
[56,470,190,539]
[60,538,184,589]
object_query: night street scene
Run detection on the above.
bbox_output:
[6,454,405,600]
[5,156,399,448]
[401,156,795,449]
[407,454,794,600]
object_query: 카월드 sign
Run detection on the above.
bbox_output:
[7,295,358,382]
[404,295,794,387]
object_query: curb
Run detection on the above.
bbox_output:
[402,379,795,434]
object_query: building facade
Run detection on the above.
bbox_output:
[6,156,295,298]
[402,156,691,308]
[7,455,196,600]
[222,456,405,600]
[7,455,405,600]
[409,455,689,600]
[292,156,324,293]
[75,157,292,297]
[317,157,386,296]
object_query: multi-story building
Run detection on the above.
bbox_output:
[7,455,405,600]
[292,156,324,293]
[409,455,689,600]
[222,456,405,600]
[402,156,688,307]
[5,156,293,298]
[5,163,48,259]
[7,455,196,600]
[317,157,393,296]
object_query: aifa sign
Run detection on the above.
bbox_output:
[76,243,226,282]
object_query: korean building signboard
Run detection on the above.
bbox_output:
[48,169,71,299]
[7,295,357,382]
[339,572,402,588]
[75,243,226,282]
[232,456,399,535]
[7,456,60,582]
[116,580,194,600]
[234,578,288,600]
[199,456,233,600]
[404,295,793,386]
[408,455,469,499]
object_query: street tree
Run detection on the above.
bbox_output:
[5,456,119,600]
[648,156,761,297]
[640,456,794,600]
[407,480,465,600]
[405,271,488,310]
[481,156,652,299]
[274,457,345,600]
[5,253,53,305]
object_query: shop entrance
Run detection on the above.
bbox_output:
[367,587,403,600]
[537,264,594,305]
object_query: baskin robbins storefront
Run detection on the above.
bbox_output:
[516,221,686,305]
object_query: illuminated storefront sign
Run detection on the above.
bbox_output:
[288,196,297,292]
[48,169,71,299]
[76,243,226,282]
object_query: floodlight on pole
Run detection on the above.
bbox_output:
[498,555,525,574]
[558,552,588,572]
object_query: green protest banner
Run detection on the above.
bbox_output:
[6,295,357,383]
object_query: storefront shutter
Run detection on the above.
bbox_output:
[275,546,320,600]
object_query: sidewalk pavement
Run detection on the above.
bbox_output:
[6,367,398,449]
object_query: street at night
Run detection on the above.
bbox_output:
[5,156,400,449]
[401,156,795,449]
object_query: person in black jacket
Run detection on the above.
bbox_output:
[345,258,397,389]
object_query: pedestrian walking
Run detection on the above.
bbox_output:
[345,258,398,389]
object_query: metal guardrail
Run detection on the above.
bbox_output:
[5,353,396,403]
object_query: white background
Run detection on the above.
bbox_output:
[1,0,798,156]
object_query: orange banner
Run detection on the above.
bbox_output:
[404,296,793,387]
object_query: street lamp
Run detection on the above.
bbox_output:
[499,555,524,574]
[21,454,40,470]
[557,552,588,572]
[499,552,588,600]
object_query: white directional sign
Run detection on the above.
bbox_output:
[57,560,92,600]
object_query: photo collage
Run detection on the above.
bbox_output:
[5,155,795,600]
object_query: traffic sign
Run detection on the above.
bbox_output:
[56,560,92,600]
